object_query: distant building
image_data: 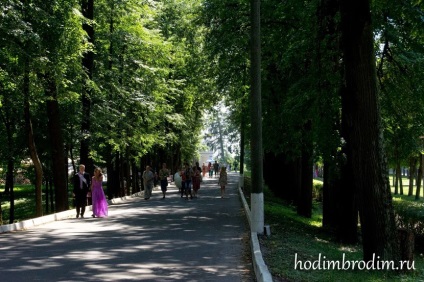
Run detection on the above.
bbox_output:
[198,151,214,165]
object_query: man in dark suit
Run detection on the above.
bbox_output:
[73,164,91,218]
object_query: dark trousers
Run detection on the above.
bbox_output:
[75,195,87,217]
[181,181,185,197]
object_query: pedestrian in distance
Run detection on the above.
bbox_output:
[73,164,91,218]
[213,161,219,177]
[208,162,213,177]
[91,167,108,218]
[159,163,170,199]
[142,165,155,200]
[183,163,193,200]
[195,161,201,172]
[180,166,186,198]
[218,166,228,198]
[192,166,201,198]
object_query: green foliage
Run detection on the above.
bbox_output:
[373,0,424,165]
[393,197,424,240]
[200,0,250,161]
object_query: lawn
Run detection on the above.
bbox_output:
[0,184,74,225]
[250,177,424,282]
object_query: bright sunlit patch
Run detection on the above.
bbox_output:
[338,246,358,253]
[202,267,218,273]
[309,220,322,227]
[66,251,114,260]
[14,259,61,270]
[315,237,329,244]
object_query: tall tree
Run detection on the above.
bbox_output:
[35,0,77,212]
[20,0,44,217]
[80,0,94,173]
[340,0,399,261]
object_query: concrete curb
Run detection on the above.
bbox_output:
[0,190,145,234]
[238,177,273,282]
[0,209,76,233]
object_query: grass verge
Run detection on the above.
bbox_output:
[0,185,74,224]
[254,185,424,281]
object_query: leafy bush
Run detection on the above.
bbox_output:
[394,198,424,234]
[393,197,424,251]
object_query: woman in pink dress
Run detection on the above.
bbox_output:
[91,167,108,218]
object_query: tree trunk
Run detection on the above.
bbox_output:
[297,121,313,218]
[0,108,13,195]
[396,160,403,195]
[0,193,2,225]
[416,154,423,200]
[0,100,16,220]
[240,115,245,175]
[340,0,399,261]
[126,157,132,195]
[338,148,358,244]
[408,157,417,196]
[45,178,49,214]
[394,168,398,195]
[80,0,94,174]
[322,158,337,227]
[41,72,68,212]
[23,58,43,217]
[50,177,55,211]
[317,0,342,228]
[336,89,358,243]
[392,168,395,187]
[7,159,15,224]
[239,115,246,192]
[106,149,121,199]
[131,159,138,194]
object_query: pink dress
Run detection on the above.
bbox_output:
[92,178,108,217]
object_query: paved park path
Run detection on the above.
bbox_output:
[0,172,254,282]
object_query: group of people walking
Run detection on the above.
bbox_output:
[142,160,230,200]
[141,163,171,200]
[72,160,229,218]
[176,162,202,200]
[202,161,221,178]
[171,161,228,199]
[73,164,109,219]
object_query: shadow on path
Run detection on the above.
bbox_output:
[0,172,254,282]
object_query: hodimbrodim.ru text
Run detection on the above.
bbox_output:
[294,253,415,271]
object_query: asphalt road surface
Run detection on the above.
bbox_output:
[0,172,254,282]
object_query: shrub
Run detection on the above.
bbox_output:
[393,198,424,251]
